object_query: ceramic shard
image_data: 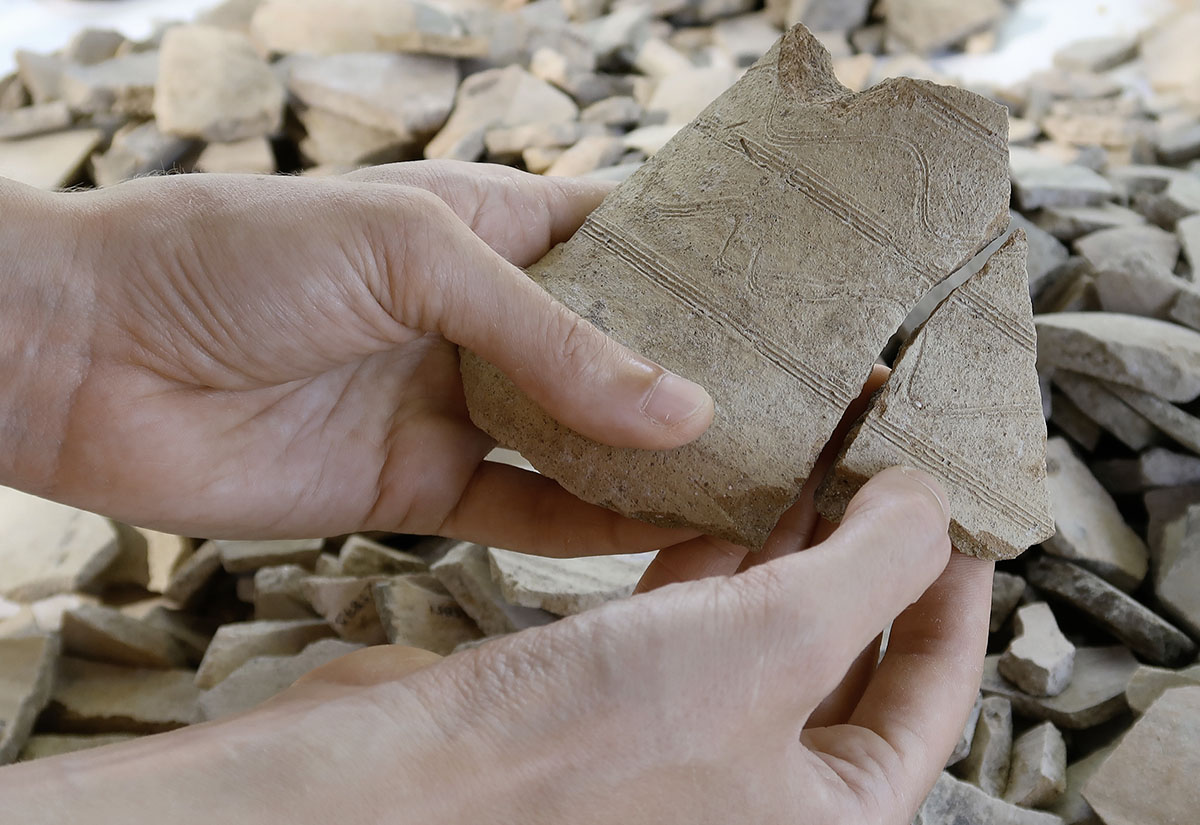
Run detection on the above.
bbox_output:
[816,233,1054,560]
[461,24,1010,549]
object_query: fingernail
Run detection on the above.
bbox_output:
[899,466,950,524]
[641,372,711,426]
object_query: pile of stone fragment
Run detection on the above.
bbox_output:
[3,0,1200,823]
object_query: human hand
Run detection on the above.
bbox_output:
[1,465,991,825]
[2,162,713,550]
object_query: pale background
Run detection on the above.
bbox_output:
[0,0,1178,85]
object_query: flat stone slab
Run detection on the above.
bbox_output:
[1051,372,1157,452]
[1091,447,1200,494]
[372,574,481,654]
[217,538,323,573]
[0,635,60,764]
[818,234,1053,560]
[1125,663,1200,714]
[488,549,654,616]
[1034,312,1200,403]
[42,657,201,734]
[163,540,223,607]
[337,535,428,578]
[196,638,362,722]
[194,619,335,689]
[300,576,387,644]
[252,564,315,621]
[461,25,1010,549]
[1048,744,1113,825]
[1154,504,1200,638]
[1074,223,1181,273]
[1000,602,1075,697]
[1104,380,1200,455]
[887,0,1006,55]
[981,647,1138,730]
[430,542,556,637]
[1010,148,1115,212]
[915,772,1065,825]
[991,571,1026,633]
[1041,436,1148,591]
[1026,556,1196,667]
[61,604,188,670]
[0,488,120,601]
[1082,686,1200,825]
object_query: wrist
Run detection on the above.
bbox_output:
[0,180,95,495]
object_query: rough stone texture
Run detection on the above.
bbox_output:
[1000,602,1075,697]
[1125,663,1200,714]
[489,549,653,616]
[216,538,323,573]
[300,576,387,644]
[1075,224,1181,273]
[947,694,983,767]
[1011,150,1115,211]
[251,564,314,621]
[0,100,72,140]
[1082,686,1200,825]
[887,0,1006,55]
[1154,504,1200,638]
[1034,312,1200,403]
[1040,437,1148,591]
[991,572,1026,633]
[425,65,577,161]
[286,52,458,143]
[959,694,1013,796]
[1026,556,1196,667]
[1004,721,1068,808]
[0,487,120,601]
[18,733,138,762]
[42,657,200,734]
[981,647,1138,730]
[1105,379,1200,454]
[461,26,1010,549]
[0,636,60,764]
[818,234,1053,560]
[194,619,335,688]
[250,0,486,58]
[915,771,1065,825]
[154,25,283,142]
[60,51,158,116]
[90,120,194,188]
[372,574,481,654]
[1052,372,1157,451]
[337,535,428,578]
[61,604,188,669]
[430,542,556,637]
[196,638,362,722]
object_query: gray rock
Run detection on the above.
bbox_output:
[252,564,316,621]
[981,647,1138,730]
[887,0,1006,55]
[1049,744,1113,825]
[60,51,158,116]
[915,772,1064,825]
[338,535,428,578]
[1010,211,1069,292]
[1053,36,1137,73]
[1091,447,1200,494]
[61,604,188,669]
[1026,556,1196,666]
[489,549,654,616]
[90,120,194,187]
[164,540,222,607]
[991,572,1026,633]
[196,638,362,721]
[0,488,120,601]
[43,657,200,734]
[1154,504,1200,638]
[1034,203,1145,242]
[301,576,387,644]
[948,694,983,767]
[0,101,72,140]
[1075,223,1181,273]
[959,694,1013,796]
[430,543,555,637]
[216,538,323,573]
[1005,721,1067,808]
[1011,148,1116,211]
[372,574,481,654]
[1103,380,1200,454]
[1082,686,1200,825]
[1179,212,1200,272]
[1000,602,1075,697]
[0,636,60,764]
[1051,371,1157,452]
[1124,663,1200,713]
[194,619,335,688]
[1040,437,1148,591]
[1035,312,1200,403]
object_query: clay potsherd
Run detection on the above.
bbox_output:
[460,24,1012,549]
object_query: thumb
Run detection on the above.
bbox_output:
[391,187,714,450]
